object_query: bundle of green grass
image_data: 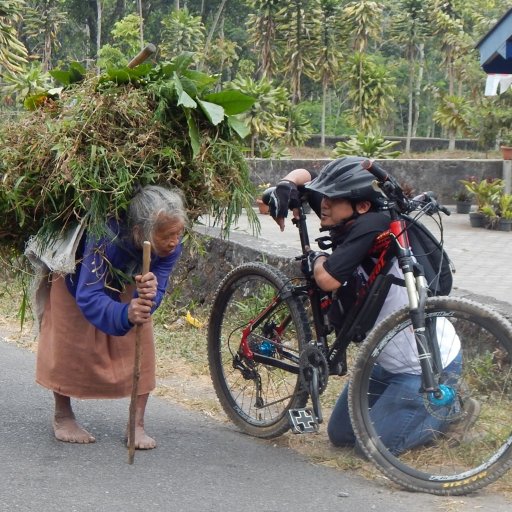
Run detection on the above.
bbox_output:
[0,54,258,257]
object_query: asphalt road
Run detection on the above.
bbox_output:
[1,339,511,512]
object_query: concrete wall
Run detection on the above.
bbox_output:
[248,158,504,204]
[168,225,299,309]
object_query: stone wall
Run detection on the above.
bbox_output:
[169,226,512,320]
[248,158,504,204]
[168,225,300,310]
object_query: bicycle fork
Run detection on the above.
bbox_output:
[393,219,443,398]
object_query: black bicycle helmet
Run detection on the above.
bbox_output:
[306,156,388,209]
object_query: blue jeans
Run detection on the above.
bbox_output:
[327,355,462,455]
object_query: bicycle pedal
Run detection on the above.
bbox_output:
[288,408,319,434]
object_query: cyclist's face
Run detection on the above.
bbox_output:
[320,197,354,228]
[151,216,185,258]
[320,198,371,228]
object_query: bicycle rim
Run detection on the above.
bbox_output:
[350,296,512,495]
[208,263,311,438]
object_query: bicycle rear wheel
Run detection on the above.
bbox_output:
[350,296,512,495]
[208,262,311,438]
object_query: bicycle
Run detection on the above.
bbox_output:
[207,159,512,495]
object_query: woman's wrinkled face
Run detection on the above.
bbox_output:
[151,216,185,258]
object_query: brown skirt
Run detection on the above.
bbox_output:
[36,274,156,399]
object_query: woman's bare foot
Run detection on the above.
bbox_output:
[53,415,96,444]
[126,426,157,450]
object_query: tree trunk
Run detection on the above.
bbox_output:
[174,0,180,10]
[110,0,126,24]
[448,129,456,151]
[137,0,144,50]
[201,0,228,70]
[321,79,327,148]
[405,50,414,154]
[96,0,102,74]
[412,43,424,138]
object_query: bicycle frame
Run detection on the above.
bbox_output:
[238,185,445,415]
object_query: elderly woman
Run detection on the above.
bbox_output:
[36,185,187,449]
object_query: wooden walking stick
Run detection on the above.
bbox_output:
[128,240,152,464]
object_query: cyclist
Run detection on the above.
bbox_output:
[267,156,478,455]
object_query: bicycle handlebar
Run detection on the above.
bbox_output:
[261,162,451,218]
[361,159,450,217]
[361,159,390,182]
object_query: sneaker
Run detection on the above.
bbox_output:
[445,397,481,447]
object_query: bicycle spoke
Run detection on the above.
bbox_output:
[350,297,512,495]
[208,263,310,438]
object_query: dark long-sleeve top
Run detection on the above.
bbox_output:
[65,218,182,336]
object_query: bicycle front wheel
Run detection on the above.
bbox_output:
[350,296,512,495]
[208,262,311,438]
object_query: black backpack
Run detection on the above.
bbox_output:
[403,215,454,296]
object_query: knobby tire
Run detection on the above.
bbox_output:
[350,296,512,495]
[208,262,311,439]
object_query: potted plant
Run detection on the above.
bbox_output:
[255,182,271,214]
[497,193,512,231]
[460,177,504,227]
[500,130,512,160]
[481,203,499,230]
[453,187,472,214]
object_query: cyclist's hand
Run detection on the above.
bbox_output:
[268,181,300,231]
[301,250,329,278]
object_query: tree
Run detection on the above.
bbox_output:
[24,0,68,71]
[389,0,431,153]
[0,0,28,73]
[204,36,239,80]
[136,0,143,50]
[160,8,205,61]
[430,0,471,96]
[201,0,227,70]
[433,94,470,151]
[110,12,142,55]
[97,12,143,68]
[308,0,343,146]
[342,0,383,53]
[245,0,282,80]
[276,0,321,105]
[229,74,289,156]
[341,1,384,130]
[346,53,395,132]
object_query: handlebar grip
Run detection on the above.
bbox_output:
[440,205,451,216]
[361,159,389,182]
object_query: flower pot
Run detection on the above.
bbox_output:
[455,200,471,214]
[469,211,486,228]
[256,198,269,215]
[498,218,512,232]
[500,145,512,160]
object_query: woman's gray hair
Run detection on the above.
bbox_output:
[127,185,187,246]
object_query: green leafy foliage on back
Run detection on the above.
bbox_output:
[0,54,258,255]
